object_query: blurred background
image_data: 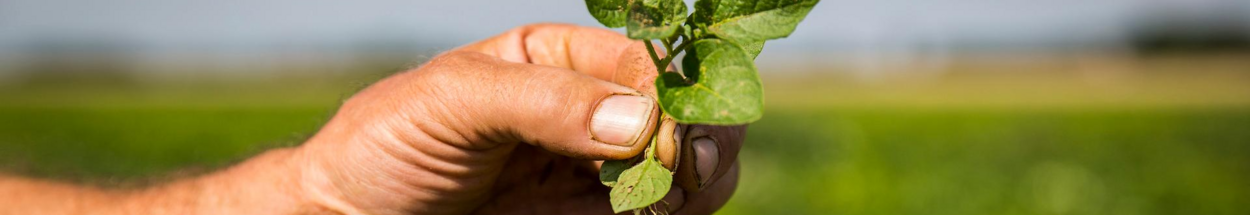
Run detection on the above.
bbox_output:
[2,0,1248,214]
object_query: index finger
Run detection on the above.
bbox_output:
[453,23,664,93]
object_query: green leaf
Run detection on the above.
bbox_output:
[739,40,765,59]
[586,0,632,28]
[659,39,763,125]
[689,0,819,43]
[600,159,630,187]
[626,0,688,39]
[609,158,672,213]
[680,45,703,81]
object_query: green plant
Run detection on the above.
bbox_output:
[586,0,820,213]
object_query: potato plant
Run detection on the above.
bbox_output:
[586,0,819,213]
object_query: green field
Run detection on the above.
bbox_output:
[725,108,1249,215]
[1,57,1248,214]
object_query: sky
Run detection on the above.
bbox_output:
[0,0,1247,73]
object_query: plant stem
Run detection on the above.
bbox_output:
[646,38,695,76]
[657,40,692,75]
[644,127,659,158]
[643,41,664,73]
[657,55,676,72]
[667,28,684,48]
[672,39,692,56]
[662,38,674,55]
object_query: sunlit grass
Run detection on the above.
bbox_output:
[720,108,1250,215]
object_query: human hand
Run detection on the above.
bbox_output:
[294,23,746,215]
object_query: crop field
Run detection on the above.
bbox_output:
[1,55,1248,214]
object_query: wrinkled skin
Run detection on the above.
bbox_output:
[296,24,748,215]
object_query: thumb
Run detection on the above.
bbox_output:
[417,51,659,160]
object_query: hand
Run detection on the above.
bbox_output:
[293,23,745,215]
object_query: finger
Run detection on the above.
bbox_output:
[464,24,731,180]
[456,23,641,80]
[675,125,746,192]
[659,186,687,214]
[456,24,668,94]
[486,24,686,163]
[675,161,740,215]
[586,116,682,171]
[412,51,661,160]
[477,24,686,168]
